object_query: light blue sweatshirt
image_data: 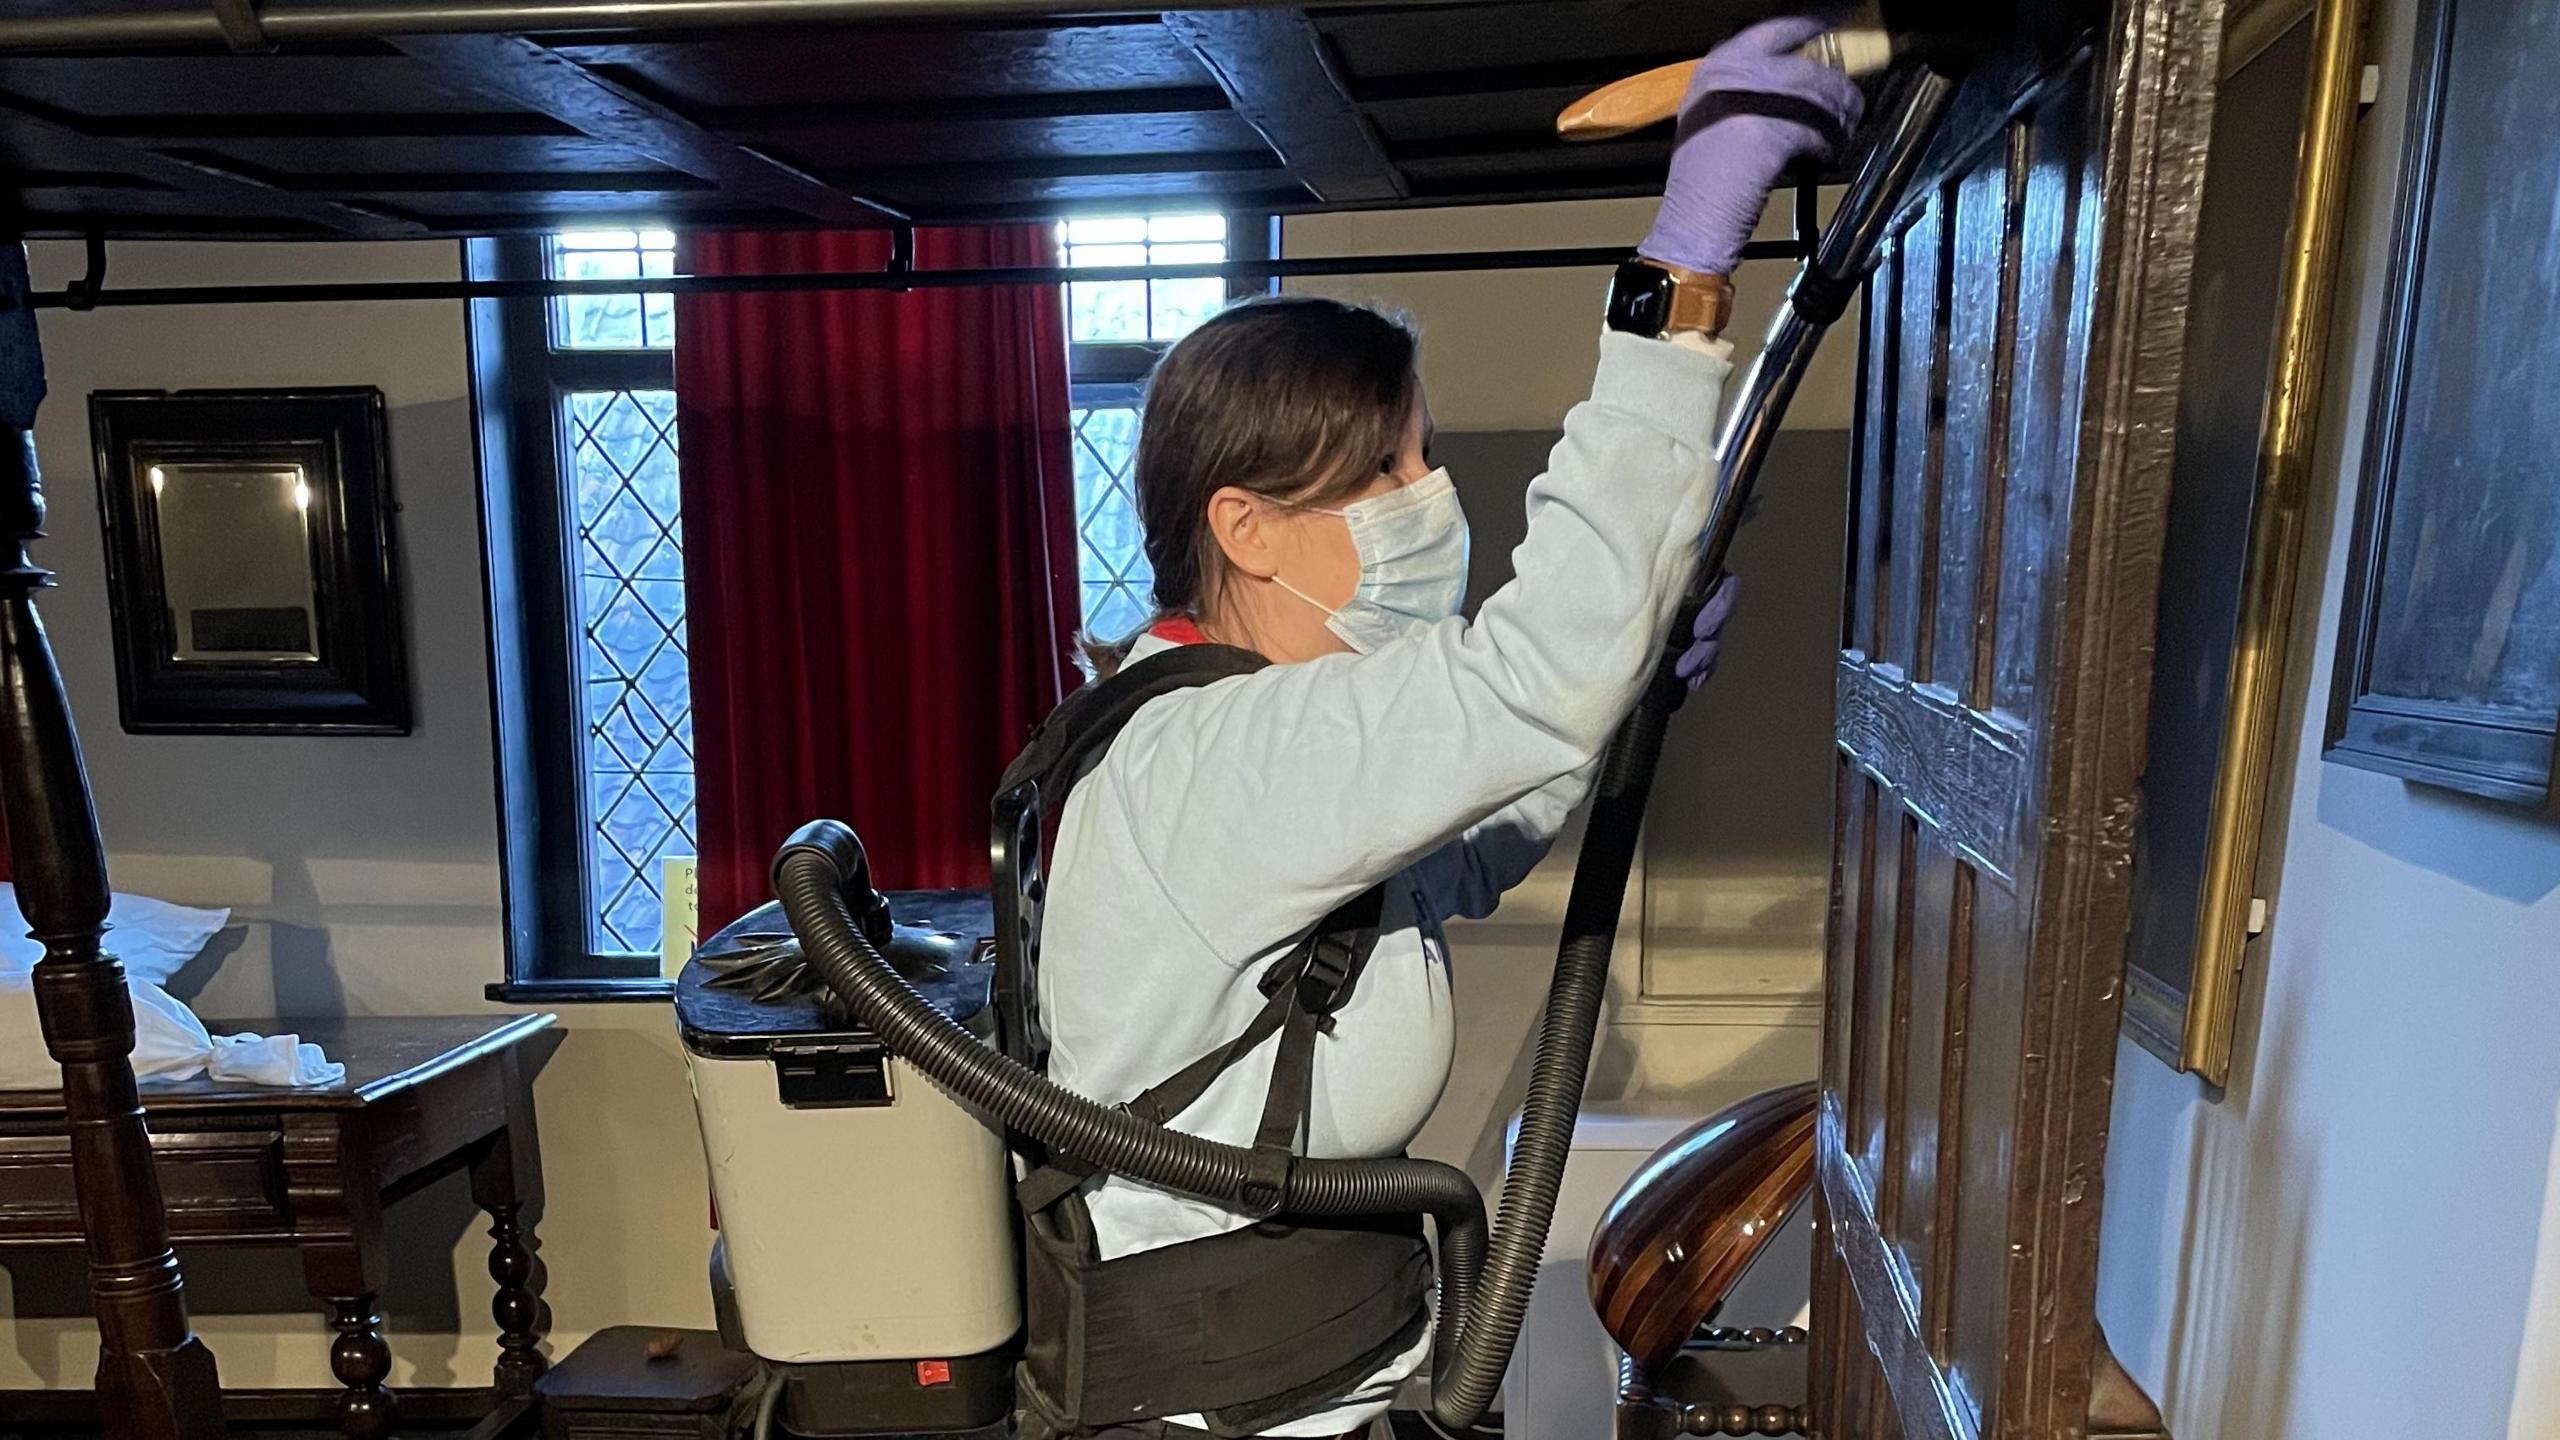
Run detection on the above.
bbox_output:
[1038,328,1736,1434]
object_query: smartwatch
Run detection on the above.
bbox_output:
[1605,258,1735,342]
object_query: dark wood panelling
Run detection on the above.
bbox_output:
[1932,152,2018,692]
[1852,243,1901,661]
[1892,833,1955,1291]
[1811,0,2213,1435]
[1887,189,1949,677]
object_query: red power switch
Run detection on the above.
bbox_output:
[915,1360,953,1388]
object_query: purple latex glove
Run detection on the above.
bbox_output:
[1678,574,1741,693]
[1640,14,1869,276]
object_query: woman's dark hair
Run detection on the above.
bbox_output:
[1100,296,1417,660]
[1074,296,1417,676]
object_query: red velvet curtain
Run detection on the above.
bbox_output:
[675,226,1078,929]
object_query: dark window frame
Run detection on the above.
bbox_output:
[471,233,680,1000]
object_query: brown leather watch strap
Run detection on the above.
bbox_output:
[1653,260,1735,339]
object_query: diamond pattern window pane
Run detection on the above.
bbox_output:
[1070,405,1151,641]
[549,229,677,351]
[1063,213,1229,344]
[1060,214,1245,639]
[563,388,694,954]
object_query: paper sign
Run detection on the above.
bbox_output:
[662,856,699,979]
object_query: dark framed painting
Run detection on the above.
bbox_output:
[2326,0,2560,809]
[89,387,412,735]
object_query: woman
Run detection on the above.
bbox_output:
[1028,17,1864,1440]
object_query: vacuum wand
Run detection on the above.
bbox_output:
[1441,62,1960,1437]
[1690,64,1957,610]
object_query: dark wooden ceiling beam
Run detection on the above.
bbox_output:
[86,112,580,141]
[697,84,1231,131]
[0,96,424,236]
[1159,9,1404,205]
[228,170,711,195]
[831,147,1281,185]
[1347,51,1703,105]
[383,32,904,225]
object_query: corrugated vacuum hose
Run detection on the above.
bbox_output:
[774,65,1957,1436]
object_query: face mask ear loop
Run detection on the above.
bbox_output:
[1269,573,1339,620]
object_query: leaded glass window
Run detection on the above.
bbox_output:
[548,229,677,351]
[563,389,694,954]
[1064,213,1246,643]
[1069,405,1150,640]
[1063,213,1229,346]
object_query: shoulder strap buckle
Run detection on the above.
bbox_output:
[1259,885,1386,1025]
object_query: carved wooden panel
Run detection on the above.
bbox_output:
[1812,0,2216,1435]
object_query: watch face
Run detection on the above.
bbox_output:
[1608,261,1675,335]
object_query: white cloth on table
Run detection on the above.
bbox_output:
[0,973,345,1089]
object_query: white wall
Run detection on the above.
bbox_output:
[2093,2,2560,1434]
[4,198,1856,1390]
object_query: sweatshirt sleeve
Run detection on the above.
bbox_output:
[1098,329,1732,964]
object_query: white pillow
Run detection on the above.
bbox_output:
[0,884,231,986]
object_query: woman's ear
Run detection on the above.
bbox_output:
[1205,486,1281,581]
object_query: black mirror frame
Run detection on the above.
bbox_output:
[89,386,411,735]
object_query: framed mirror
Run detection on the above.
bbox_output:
[89,387,411,734]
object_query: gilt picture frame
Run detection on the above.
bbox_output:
[2123,0,2365,1084]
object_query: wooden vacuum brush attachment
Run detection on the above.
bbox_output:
[1554,14,1895,142]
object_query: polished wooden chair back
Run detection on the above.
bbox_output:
[1586,1083,1817,1375]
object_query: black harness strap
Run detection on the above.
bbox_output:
[996,643,1270,806]
[1252,886,1383,1155]
[1014,884,1384,1215]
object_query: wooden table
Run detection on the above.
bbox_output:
[0,1012,559,1438]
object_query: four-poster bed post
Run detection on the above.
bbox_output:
[0,242,227,1440]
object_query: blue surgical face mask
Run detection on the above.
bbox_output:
[1272,467,1471,654]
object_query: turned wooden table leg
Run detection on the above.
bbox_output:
[328,1296,397,1440]
[291,1112,395,1439]
[483,1199,547,1394]
[471,1047,551,1395]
